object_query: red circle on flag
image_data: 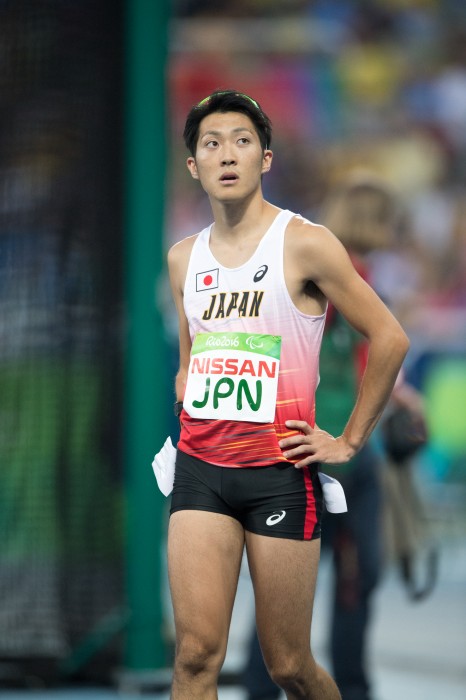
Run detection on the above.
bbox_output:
[204,275,213,286]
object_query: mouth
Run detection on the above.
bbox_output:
[220,172,239,183]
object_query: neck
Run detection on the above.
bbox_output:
[209,193,273,240]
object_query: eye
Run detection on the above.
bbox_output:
[238,137,250,145]
[204,139,218,148]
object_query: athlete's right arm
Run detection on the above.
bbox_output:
[167,237,196,402]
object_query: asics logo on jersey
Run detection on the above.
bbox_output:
[253,264,268,282]
[266,510,286,526]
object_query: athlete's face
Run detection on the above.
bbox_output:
[186,111,272,202]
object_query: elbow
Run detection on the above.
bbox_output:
[175,369,188,400]
[376,321,409,363]
[400,327,410,354]
[393,326,410,362]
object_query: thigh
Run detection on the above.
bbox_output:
[245,531,321,659]
[168,510,245,651]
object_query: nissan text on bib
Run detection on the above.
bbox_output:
[183,332,282,423]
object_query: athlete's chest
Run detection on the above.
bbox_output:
[184,212,296,325]
[185,256,280,324]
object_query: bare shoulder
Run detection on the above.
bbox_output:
[167,233,198,292]
[286,215,343,251]
[285,215,351,283]
[167,233,198,267]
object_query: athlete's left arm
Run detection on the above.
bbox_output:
[280,222,410,468]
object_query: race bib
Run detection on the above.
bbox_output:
[183,332,281,423]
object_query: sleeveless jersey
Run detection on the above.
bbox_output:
[177,209,326,467]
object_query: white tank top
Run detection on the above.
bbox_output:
[178,208,326,467]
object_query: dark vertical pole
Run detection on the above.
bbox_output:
[124,0,170,670]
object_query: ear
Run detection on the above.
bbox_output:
[187,156,199,180]
[261,149,273,175]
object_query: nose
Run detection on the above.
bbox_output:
[221,146,237,166]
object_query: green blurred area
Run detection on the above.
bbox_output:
[0,359,123,560]
[424,358,466,480]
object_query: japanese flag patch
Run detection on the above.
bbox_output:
[196,268,219,292]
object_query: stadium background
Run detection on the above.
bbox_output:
[0,0,465,695]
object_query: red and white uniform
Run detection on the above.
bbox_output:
[178,209,326,467]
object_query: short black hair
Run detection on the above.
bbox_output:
[183,89,272,156]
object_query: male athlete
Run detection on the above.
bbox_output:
[167,90,409,700]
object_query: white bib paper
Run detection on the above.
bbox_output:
[318,472,348,513]
[183,332,281,423]
[152,437,176,497]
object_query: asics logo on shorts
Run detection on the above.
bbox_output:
[266,510,286,526]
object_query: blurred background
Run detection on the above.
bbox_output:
[0,1,465,699]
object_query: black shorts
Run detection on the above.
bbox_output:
[170,450,323,541]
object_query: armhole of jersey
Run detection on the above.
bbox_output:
[280,213,328,321]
